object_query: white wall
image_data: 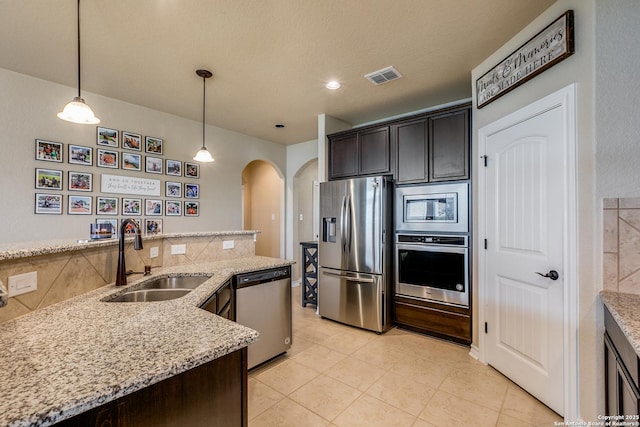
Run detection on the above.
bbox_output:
[595,0,640,197]
[0,68,286,244]
[471,0,598,420]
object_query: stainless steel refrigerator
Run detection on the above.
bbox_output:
[318,175,393,333]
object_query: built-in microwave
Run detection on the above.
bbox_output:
[395,182,469,233]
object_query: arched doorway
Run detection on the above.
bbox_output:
[292,159,318,283]
[241,160,284,258]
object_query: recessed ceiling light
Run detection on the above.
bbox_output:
[275,124,285,128]
[325,81,341,90]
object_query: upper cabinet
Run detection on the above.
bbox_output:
[328,126,391,179]
[328,103,470,183]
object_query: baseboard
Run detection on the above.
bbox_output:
[468,344,483,362]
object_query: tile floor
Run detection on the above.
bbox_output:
[248,286,563,427]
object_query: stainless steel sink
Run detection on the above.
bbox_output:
[107,289,192,302]
[136,275,212,290]
[104,275,212,303]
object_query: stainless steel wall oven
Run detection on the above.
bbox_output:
[395,234,469,307]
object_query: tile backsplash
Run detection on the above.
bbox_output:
[603,198,640,295]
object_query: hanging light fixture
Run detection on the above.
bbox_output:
[193,69,215,163]
[57,0,100,124]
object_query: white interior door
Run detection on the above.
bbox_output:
[479,92,573,416]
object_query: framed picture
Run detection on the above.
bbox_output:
[97,149,119,168]
[35,168,63,190]
[68,171,92,192]
[96,196,118,215]
[165,181,182,197]
[122,218,140,235]
[145,199,163,216]
[145,136,163,155]
[121,131,142,151]
[145,156,163,174]
[165,200,181,216]
[166,159,182,176]
[122,198,142,216]
[121,152,142,171]
[97,127,119,147]
[184,201,199,217]
[145,218,163,236]
[68,144,92,166]
[184,183,199,199]
[68,195,92,215]
[35,139,63,163]
[184,162,199,178]
[95,219,117,238]
[35,193,62,214]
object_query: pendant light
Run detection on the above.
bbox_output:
[57,0,100,124]
[193,69,215,163]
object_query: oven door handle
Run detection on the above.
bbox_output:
[322,271,374,283]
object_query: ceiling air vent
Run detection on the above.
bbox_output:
[364,66,402,85]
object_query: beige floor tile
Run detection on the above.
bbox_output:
[496,412,538,427]
[290,344,347,373]
[319,330,373,355]
[325,355,386,391]
[248,378,285,420]
[500,382,562,425]
[287,334,315,357]
[418,390,500,427]
[351,339,414,369]
[289,374,362,421]
[333,394,417,427]
[366,371,436,416]
[411,419,438,427]
[255,358,319,395]
[439,366,509,411]
[249,397,329,427]
[389,355,453,388]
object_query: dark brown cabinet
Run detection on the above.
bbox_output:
[328,126,391,180]
[604,306,640,417]
[428,108,469,181]
[201,279,234,320]
[58,348,248,427]
[328,103,470,183]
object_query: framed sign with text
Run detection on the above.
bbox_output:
[100,174,161,196]
[476,10,574,109]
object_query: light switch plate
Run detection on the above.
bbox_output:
[149,246,159,258]
[171,244,186,255]
[223,240,234,250]
[8,271,37,297]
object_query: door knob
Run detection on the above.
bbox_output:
[535,270,559,280]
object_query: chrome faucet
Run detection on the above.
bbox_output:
[116,219,143,287]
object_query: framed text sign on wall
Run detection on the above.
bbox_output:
[476,10,574,109]
[100,174,161,196]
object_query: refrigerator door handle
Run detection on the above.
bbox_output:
[340,194,347,254]
[345,193,352,253]
[322,271,375,283]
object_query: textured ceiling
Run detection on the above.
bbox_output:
[0,0,555,145]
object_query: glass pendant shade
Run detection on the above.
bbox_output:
[193,69,215,163]
[193,146,214,162]
[57,96,100,124]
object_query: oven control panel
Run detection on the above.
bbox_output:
[396,234,467,246]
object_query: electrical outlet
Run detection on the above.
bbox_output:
[171,244,186,255]
[8,271,37,297]
[271,213,276,221]
[149,246,159,258]
[299,214,303,221]
[223,240,234,250]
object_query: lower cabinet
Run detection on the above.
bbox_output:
[58,347,248,427]
[394,296,471,345]
[604,306,640,417]
[201,279,234,320]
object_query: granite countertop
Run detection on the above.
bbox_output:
[0,256,292,427]
[0,230,260,261]
[600,290,640,358]
[0,280,7,307]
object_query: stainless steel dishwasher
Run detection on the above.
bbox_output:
[235,267,292,369]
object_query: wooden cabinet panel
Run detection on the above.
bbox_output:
[395,119,428,183]
[59,348,248,427]
[394,298,470,344]
[428,109,469,181]
[329,134,358,179]
[359,127,390,175]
